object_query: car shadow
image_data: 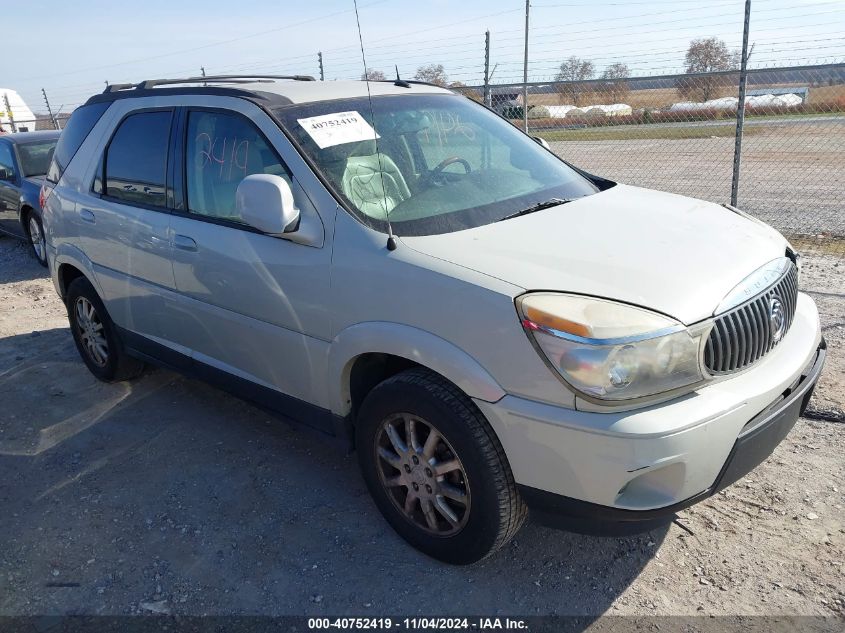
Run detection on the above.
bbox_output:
[0,327,665,620]
[0,237,49,284]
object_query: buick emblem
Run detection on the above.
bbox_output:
[770,297,786,343]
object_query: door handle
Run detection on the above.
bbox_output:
[173,234,198,252]
[79,208,96,223]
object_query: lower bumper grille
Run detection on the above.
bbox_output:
[704,262,798,375]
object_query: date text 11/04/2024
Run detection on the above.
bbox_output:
[307,618,529,630]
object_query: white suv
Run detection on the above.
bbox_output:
[42,75,825,564]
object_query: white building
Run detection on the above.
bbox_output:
[0,89,36,132]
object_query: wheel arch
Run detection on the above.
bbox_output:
[54,244,103,301]
[19,203,35,234]
[329,322,506,420]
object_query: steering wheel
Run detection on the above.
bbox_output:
[422,156,472,186]
[431,156,472,176]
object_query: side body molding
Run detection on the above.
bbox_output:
[329,321,506,417]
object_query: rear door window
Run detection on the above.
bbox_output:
[104,110,172,208]
[46,101,110,183]
[0,143,16,180]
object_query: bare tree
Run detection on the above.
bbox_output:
[554,56,595,106]
[448,81,482,102]
[599,62,630,103]
[677,37,740,102]
[413,64,449,87]
[361,69,387,81]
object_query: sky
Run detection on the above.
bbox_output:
[5,0,844,115]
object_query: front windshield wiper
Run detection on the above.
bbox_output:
[497,197,573,223]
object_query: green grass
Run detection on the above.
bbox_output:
[536,124,762,142]
[745,110,845,120]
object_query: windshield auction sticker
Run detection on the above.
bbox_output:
[297,111,380,149]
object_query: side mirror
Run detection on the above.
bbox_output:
[235,174,300,235]
[0,167,10,181]
[533,136,551,150]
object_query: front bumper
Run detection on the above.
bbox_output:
[519,339,825,535]
[475,292,825,535]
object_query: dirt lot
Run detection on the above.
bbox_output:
[548,118,845,239]
[0,236,843,618]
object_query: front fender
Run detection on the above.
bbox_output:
[328,321,506,417]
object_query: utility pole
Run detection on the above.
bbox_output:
[483,31,491,108]
[42,88,58,130]
[2,93,16,133]
[730,0,751,207]
[318,52,325,81]
[201,66,207,86]
[522,0,530,132]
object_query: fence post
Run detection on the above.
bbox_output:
[730,0,752,207]
[483,31,491,108]
[522,0,530,132]
[318,52,325,81]
[41,88,58,130]
[2,93,16,133]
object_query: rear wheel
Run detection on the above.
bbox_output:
[356,368,526,564]
[25,209,47,267]
[66,276,144,382]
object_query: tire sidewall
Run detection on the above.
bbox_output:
[357,377,507,564]
[66,277,124,381]
[24,209,48,267]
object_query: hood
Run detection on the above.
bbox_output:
[400,184,787,325]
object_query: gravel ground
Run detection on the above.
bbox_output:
[548,120,845,239]
[0,235,843,618]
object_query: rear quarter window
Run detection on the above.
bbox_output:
[104,110,172,208]
[46,102,110,183]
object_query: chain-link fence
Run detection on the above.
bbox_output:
[461,62,845,263]
[4,2,844,271]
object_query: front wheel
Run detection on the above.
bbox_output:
[356,368,526,564]
[25,210,48,267]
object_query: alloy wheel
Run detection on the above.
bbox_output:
[29,216,45,262]
[374,413,471,536]
[75,297,109,367]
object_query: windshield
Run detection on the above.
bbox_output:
[18,140,57,177]
[274,94,601,236]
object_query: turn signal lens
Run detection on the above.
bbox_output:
[517,293,703,401]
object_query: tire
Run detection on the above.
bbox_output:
[66,276,144,382]
[356,368,527,564]
[24,209,48,268]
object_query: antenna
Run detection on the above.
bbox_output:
[353,0,397,251]
[394,65,410,88]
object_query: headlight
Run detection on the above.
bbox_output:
[517,293,703,401]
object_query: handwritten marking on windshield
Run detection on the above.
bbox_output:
[420,111,476,147]
[195,133,249,180]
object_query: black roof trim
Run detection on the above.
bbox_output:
[84,85,293,107]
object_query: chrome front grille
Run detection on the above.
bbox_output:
[704,262,798,375]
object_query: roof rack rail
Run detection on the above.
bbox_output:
[102,74,316,94]
[103,83,135,93]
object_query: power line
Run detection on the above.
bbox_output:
[17,1,390,83]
